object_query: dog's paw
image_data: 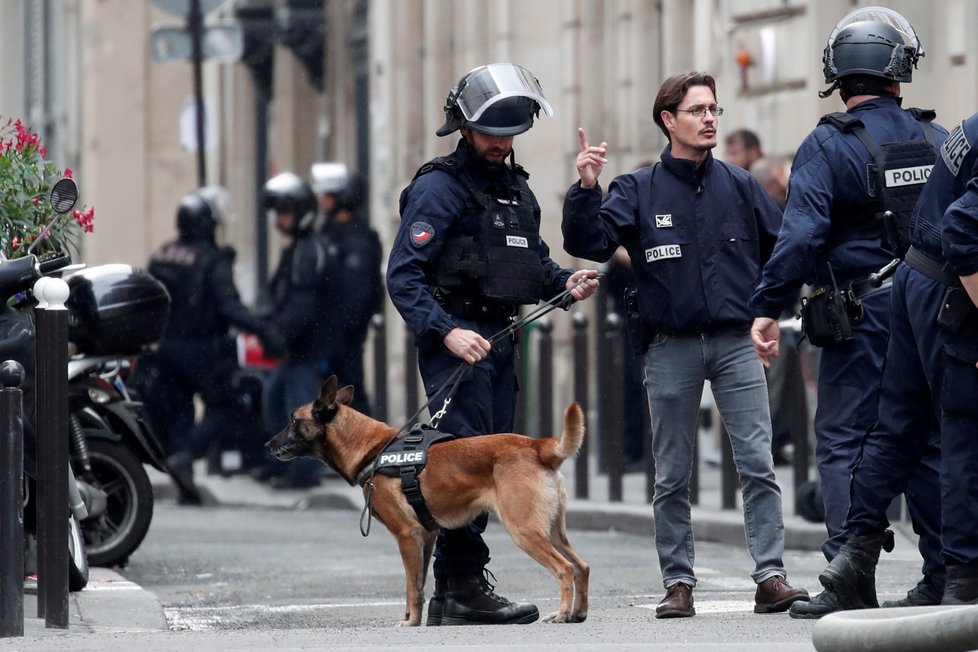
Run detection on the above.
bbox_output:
[571,611,588,623]
[399,618,421,627]
[542,610,571,624]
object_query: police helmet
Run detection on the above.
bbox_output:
[436,62,554,137]
[310,162,349,195]
[263,172,317,234]
[822,6,923,85]
[176,191,219,243]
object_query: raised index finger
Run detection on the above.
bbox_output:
[578,127,589,152]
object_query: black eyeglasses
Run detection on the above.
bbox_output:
[674,105,724,118]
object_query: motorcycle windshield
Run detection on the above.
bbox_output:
[454,63,554,122]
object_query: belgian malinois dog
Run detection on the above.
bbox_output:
[265,375,589,626]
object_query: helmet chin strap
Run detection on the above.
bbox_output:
[818,80,840,99]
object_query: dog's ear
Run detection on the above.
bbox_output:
[336,384,355,406]
[319,375,339,408]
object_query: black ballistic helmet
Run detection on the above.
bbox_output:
[822,6,922,88]
[176,192,219,243]
[436,62,554,137]
[263,172,318,234]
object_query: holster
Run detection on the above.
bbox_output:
[624,288,648,355]
[937,286,977,333]
[800,287,855,347]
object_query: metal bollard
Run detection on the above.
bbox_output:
[1,360,26,638]
[370,313,387,423]
[536,318,553,438]
[34,277,70,629]
[572,313,589,499]
[603,313,624,502]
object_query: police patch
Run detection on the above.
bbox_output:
[645,244,682,262]
[655,214,673,228]
[409,221,435,247]
[942,122,972,177]
[506,235,529,248]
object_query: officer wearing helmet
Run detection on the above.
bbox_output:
[746,6,950,612]
[256,171,341,488]
[790,109,978,618]
[387,62,599,626]
[143,187,282,504]
[310,162,383,415]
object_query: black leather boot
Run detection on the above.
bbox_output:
[942,560,978,605]
[881,576,943,607]
[426,577,447,626]
[440,573,539,625]
[789,530,894,619]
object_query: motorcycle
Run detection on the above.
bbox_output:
[63,263,172,568]
[0,177,92,591]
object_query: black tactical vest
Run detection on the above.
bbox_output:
[149,241,222,338]
[821,108,937,257]
[416,156,545,306]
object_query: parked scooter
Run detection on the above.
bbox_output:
[63,263,173,568]
[0,177,92,591]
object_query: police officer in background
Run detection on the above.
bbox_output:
[257,171,338,489]
[144,187,282,504]
[387,62,599,626]
[749,7,948,592]
[789,108,978,619]
[311,162,383,414]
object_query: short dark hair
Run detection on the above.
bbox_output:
[652,72,717,141]
[725,128,761,151]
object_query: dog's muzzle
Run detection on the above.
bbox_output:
[265,430,299,461]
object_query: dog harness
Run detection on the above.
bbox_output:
[356,423,455,531]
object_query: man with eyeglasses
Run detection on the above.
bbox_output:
[562,71,809,619]
[748,7,950,614]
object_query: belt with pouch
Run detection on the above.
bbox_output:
[904,246,961,287]
[438,294,518,321]
[849,274,893,299]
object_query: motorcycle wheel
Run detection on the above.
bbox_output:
[68,514,90,591]
[77,438,154,567]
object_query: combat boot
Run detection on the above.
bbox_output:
[881,576,942,607]
[426,577,447,626]
[440,571,539,626]
[942,561,978,605]
[788,529,894,619]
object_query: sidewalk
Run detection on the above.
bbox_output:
[13,454,919,642]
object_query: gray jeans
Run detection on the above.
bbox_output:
[644,329,787,588]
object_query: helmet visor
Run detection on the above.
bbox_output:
[826,6,923,58]
[454,63,554,123]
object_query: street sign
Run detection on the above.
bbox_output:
[151,22,243,63]
[151,0,227,17]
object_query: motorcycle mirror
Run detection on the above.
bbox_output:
[27,178,80,255]
[51,177,79,214]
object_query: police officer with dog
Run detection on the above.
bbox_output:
[749,8,948,600]
[791,108,978,617]
[387,62,598,626]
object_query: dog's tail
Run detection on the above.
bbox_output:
[539,402,585,470]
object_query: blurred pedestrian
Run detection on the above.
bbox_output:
[724,128,762,171]
[256,171,339,489]
[310,162,383,414]
[142,187,283,504]
[563,71,808,619]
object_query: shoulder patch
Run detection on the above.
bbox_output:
[409,221,435,247]
[941,121,972,177]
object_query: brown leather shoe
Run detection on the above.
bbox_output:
[655,582,695,618]
[754,575,810,613]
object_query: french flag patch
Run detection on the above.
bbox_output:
[410,221,435,247]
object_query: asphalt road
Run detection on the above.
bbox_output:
[100,500,929,650]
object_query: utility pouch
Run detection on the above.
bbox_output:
[624,288,647,355]
[937,286,976,333]
[800,288,854,347]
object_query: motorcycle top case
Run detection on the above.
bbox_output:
[66,264,171,355]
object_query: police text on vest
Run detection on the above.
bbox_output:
[506,235,529,248]
[380,451,425,465]
[884,165,932,188]
[645,244,683,262]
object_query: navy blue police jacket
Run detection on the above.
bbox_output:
[562,146,782,334]
[751,95,948,319]
[387,140,572,344]
[935,112,978,360]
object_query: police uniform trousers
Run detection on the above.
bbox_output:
[417,314,517,581]
[813,288,890,561]
[843,265,945,590]
[941,322,978,565]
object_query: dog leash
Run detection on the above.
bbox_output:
[357,272,601,537]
